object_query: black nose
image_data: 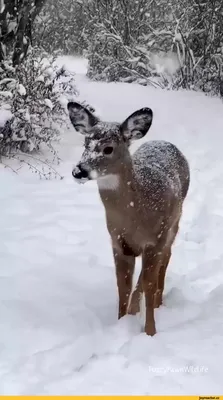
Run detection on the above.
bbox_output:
[72,164,89,180]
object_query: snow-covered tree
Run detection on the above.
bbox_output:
[33,0,88,55]
[85,0,223,95]
[0,0,46,65]
[0,1,82,162]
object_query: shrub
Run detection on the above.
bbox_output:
[0,47,78,158]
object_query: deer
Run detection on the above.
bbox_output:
[67,101,190,336]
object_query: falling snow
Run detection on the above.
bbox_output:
[0,56,223,394]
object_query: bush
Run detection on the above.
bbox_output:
[86,0,223,96]
[0,47,77,158]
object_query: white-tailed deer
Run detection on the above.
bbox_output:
[68,102,190,336]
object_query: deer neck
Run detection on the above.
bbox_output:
[97,157,136,205]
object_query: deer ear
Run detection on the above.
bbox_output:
[120,107,153,142]
[67,102,99,134]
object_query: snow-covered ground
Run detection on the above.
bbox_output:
[1,56,223,394]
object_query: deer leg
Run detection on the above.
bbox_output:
[142,246,162,336]
[128,270,143,315]
[154,248,171,308]
[113,249,135,319]
[154,221,180,308]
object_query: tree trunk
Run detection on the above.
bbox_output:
[13,0,32,65]
[0,0,46,65]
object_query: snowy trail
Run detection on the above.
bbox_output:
[0,57,223,394]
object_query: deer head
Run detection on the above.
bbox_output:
[67,102,153,185]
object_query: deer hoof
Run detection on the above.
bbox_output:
[127,302,140,315]
[145,323,156,336]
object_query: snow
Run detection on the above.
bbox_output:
[44,99,53,110]
[0,107,12,127]
[56,56,88,76]
[0,0,5,14]
[1,56,223,395]
[18,84,26,96]
[151,52,181,75]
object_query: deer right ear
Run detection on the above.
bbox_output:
[120,107,153,142]
[67,102,99,135]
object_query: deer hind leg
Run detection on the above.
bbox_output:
[142,246,162,336]
[154,248,171,309]
[113,249,135,319]
[154,220,180,309]
[128,270,143,315]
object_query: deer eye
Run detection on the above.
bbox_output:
[103,146,114,155]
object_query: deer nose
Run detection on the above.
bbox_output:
[72,164,89,181]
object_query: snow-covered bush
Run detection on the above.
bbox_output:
[0,47,77,157]
[33,0,88,56]
[32,0,223,96]
[86,0,223,96]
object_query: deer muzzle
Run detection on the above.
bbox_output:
[72,164,90,183]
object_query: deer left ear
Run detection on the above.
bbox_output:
[67,102,99,135]
[120,107,153,142]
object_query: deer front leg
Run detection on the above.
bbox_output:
[113,248,135,319]
[128,270,143,315]
[142,246,162,336]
